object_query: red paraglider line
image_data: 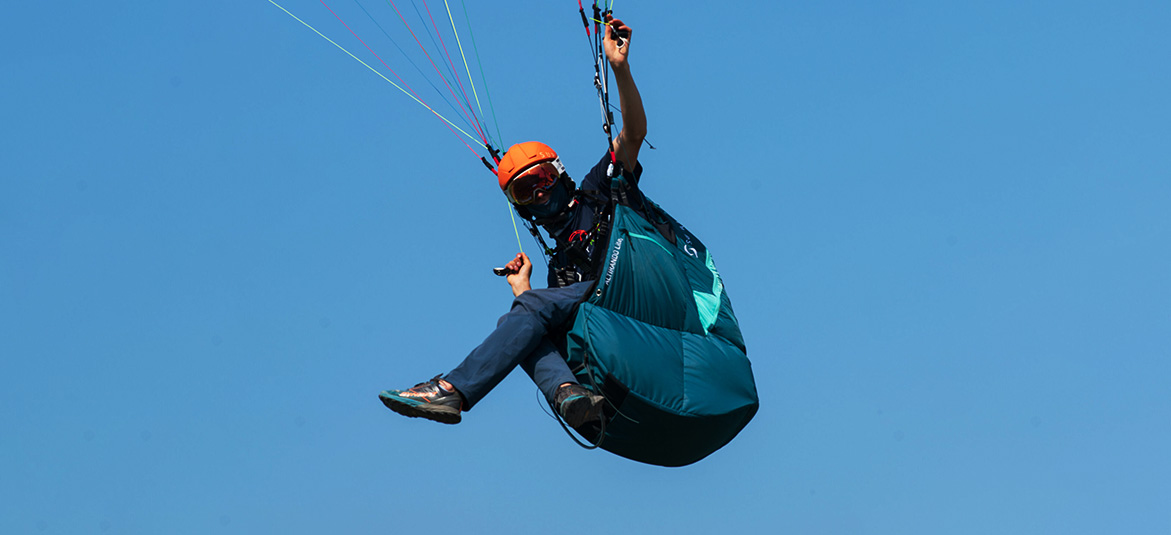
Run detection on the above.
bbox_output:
[320,1,420,100]
[419,0,481,144]
[318,0,484,158]
[383,0,488,145]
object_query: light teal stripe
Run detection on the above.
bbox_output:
[627,231,672,255]
[693,251,724,332]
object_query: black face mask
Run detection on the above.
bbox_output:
[527,181,572,220]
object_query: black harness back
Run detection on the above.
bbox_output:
[547,187,613,288]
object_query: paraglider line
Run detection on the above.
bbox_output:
[407,0,466,115]
[268,0,483,156]
[350,0,477,134]
[419,0,484,144]
[443,0,490,146]
[318,1,431,122]
[461,0,504,148]
[508,202,524,253]
[384,0,488,145]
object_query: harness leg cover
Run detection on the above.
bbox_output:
[566,184,759,467]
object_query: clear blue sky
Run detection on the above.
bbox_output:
[3,1,1170,533]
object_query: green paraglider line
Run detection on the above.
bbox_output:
[405,0,468,122]
[271,0,523,252]
[461,0,504,149]
[267,0,484,156]
[320,0,478,142]
[349,0,478,135]
[382,0,488,145]
[508,203,525,253]
[416,0,487,145]
[443,0,489,144]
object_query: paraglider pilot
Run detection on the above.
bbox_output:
[379,14,645,429]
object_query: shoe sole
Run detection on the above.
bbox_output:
[560,394,605,428]
[379,391,462,424]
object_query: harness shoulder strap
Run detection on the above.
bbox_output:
[608,161,675,246]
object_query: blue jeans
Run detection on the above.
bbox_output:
[444,281,594,410]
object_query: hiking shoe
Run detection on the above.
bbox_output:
[554,383,604,428]
[379,375,464,424]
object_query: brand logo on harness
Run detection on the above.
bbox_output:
[682,233,699,259]
[568,230,589,243]
[604,236,624,287]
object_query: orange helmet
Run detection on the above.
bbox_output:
[497,142,566,204]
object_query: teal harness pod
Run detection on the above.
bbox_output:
[565,173,759,467]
